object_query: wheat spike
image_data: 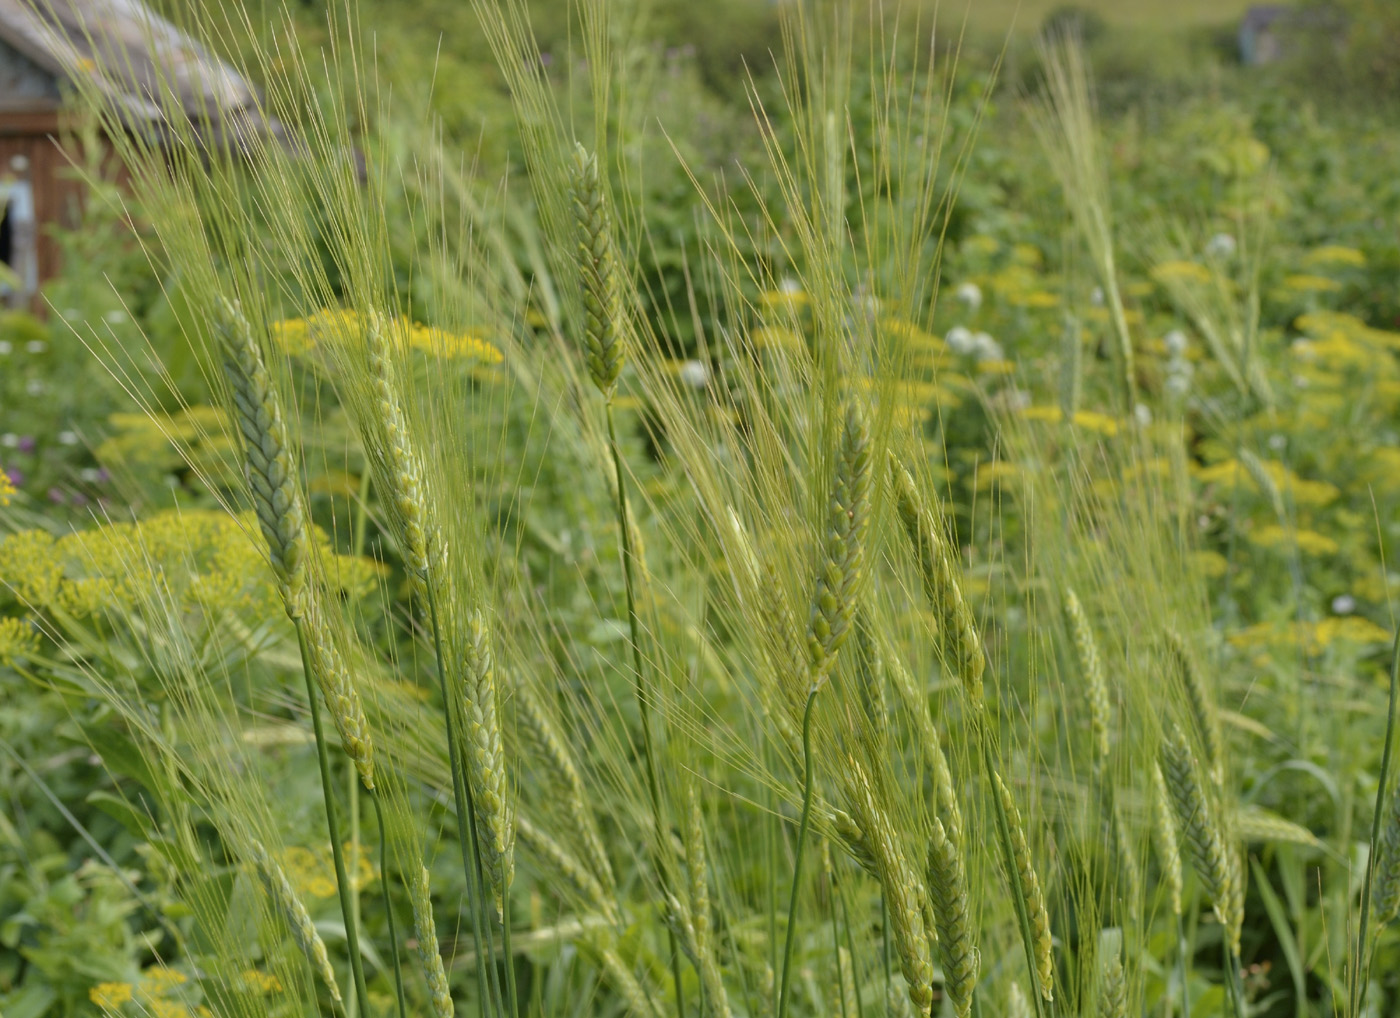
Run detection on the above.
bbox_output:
[1106,792,1141,922]
[569,143,626,395]
[887,653,963,849]
[1165,630,1222,785]
[302,601,375,790]
[1159,722,1238,953]
[993,771,1055,1002]
[827,806,880,878]
[807,403,872,684]
[1372,770,1400,923]
[516,815,619,924]
[685,785,732,1018]
[1097,935,1127,1018]
[514,679,614,891]
[408,864,454,1018]
[248,840,342,1003]
[363,311,436,596]
[214,297,308,619]
[1007,983,1033,1018]
[760,560,809,743]
[1064,588,1111,761]
[889,452,985,708]
[848,762,933,1013]
[587,939,659,1018]
[829,945,858,1018]
[926,815,977,1017]
[1150,762,1184,916]
[1233,806,1323,849]
[460,608,513,918]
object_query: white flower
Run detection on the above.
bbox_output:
[945,325,976,355]
[1331,594,1356,615]
[679,360,709,389]
[103,309,127,325]
[25,379,43,396]
[779,277,802,295]
[1267,434,1287,452]
[1165,373,1191,398]
[954,281,983,311]
[1133,403,1153,426]
[1006,387,1032,411]
[25,340,46,354]
[1205,232,1237,259]
[1163,329,1189,357]
[80,467,102,482]
[1090,286,1104,307]
[58,430,78,446]
[0,341,11,355]
[972,332,1003,362]
[1,433,17,448]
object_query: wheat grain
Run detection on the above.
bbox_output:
[460,608,513,918]
[1064,587,1110,761]
[993,771,1054,1002]
[569,143,625,396]
[1165,630,1222,785]
[1150,762,1184,917]
[1097,936,1127,1018]
[926,815,977,1017]
[807,403,872,685]
[889,452,985,708]
[213,297,308,619]
[408,864,454,1018]
[248,840,342,1003]
[886,653,963,849]
[1160,722,1237,953]
[685,784,733,1018]
[364,311,436,596]
[301,601,375,790]
[516,815,619,924]
[848,761,933,1013]
[514,679,614,891]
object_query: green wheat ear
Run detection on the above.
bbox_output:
[992,771,1055,1003]
[248,840,342,1004]
[889,452,985,708]
[926,814,977,1018]
[1064,587,1110,762]
[461,608,514,918]
[569,142,625,395]
[807,402,872,684]
[408,864,453,1018]
[214,297,308,619]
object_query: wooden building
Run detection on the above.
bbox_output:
[0,0,281,307]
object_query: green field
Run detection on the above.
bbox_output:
[3,3,1399,1018]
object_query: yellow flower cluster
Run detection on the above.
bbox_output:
[0,616,39,666]
[0,470,15,506]
[1303,244,1366,268]
[0,510,380,621]
[96,405,240,486]
[1193,458,1339,508]
[271,308,504,363]
[1246,524,1340,556]
[279,841,377,898]
[90,982,134,1009]
[1018,405,1120,437]
[240,968,284,993]
[1229,616,1392,655]
[1151,260,1214,286]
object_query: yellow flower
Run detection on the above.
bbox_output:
[0,616,39,666]
[1010,243,1043,267]
[1193,458,1339,508]
[1151,260,1214,285]
[269,317,313,356]
[1188,550,1229,578]
[407,323,504,363]
[1303,245,1365,268]
[758,288,808,311]
[1229,617,1392,654]
[963,234,999,256]
[1246,524,1339,556]
[1071,410,1120,437]
[1012,290,1061,309]
[0,471,15,506]
[147,1001,191,1018]
[1282,274,1341,293]
[90,982,134,1009]
[139,967,188,994]
[750,326,805,351]
[0,530,63,607]
[241,968,284,993]
[973,460,1021,491]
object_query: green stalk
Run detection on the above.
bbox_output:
[295,622,370,1015]
[370,790,408,1018]
[349,763,361,1018]
[777,689,820,1018]
[1176,913,1191,1018]
[501,901,520,1017]
[1351,630,1400,1018]
[834,859,866,1018]
[1223,945,1246,1018]
[605,400,686,1018]
[425,584,500,1018]
[981,736,1049,1018]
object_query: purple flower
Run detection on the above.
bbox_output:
[46,487,65,504]
[17,435,36,453]
[71,492,89,507]
[5,468,22,485]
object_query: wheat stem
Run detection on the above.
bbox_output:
[776,688,820,1018]
[1353,630,1400,1018]
[294,621,370,1014]
[370,790,407,1018]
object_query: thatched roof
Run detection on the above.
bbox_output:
[0,0,283,146]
